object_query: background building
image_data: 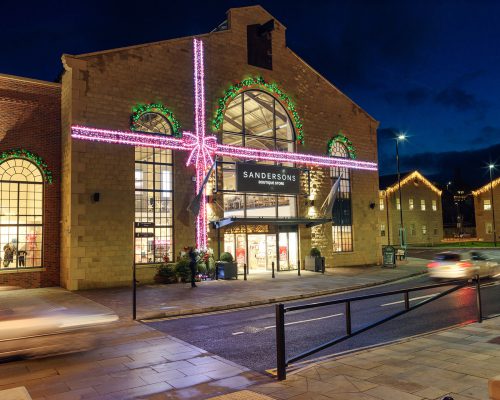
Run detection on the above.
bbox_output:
[0,73,61,287]
[379,171,443,246]
[472,177,499,243]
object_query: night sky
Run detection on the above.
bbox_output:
[2,0,499,188]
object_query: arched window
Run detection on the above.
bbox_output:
[0,159,44,269]
[330,142,353,252]
[134,113,173,263]
[221,90,296,219]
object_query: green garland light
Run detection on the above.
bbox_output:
[130,103,181,137]
[327,133,356,159]
[0,149,53,183]
[212,77,305,144]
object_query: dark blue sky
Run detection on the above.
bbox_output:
[1,0,498,187]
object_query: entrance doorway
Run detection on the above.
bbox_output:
[223,231,298,272]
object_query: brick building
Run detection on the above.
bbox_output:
[1,6,381,289]
[472,177,499,243]
[0,73,61,287]
[379,171,443,246]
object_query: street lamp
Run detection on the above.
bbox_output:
[489,164,497,247]
[395,133,406,247]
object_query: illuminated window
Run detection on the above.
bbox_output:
[486,222,493,234]
[221,90,296,219]
[0,159,44,269]
[422,225,427,234]
[484,199,491,211]
[421,199,426,211]
[134,112,174,263]
[396,198,401,210]
[379,198,385,211]
[380,224,386,236]
[409,198,414,210]
[330,142,353,252]
[432,200,437,211]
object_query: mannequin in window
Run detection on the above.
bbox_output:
[18,243,27,267]
[3,240,16,268]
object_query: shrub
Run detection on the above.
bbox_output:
[220,252,234,263]
[176,258,192,282]
[156,263,177,283]
[310,247,321,257]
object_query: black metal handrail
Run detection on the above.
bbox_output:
[275,275,483,380]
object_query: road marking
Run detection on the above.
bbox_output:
[263,313,344,330]
[232,331,244,336]
[381,294,436,307]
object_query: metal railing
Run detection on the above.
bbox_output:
[275,275,483,380]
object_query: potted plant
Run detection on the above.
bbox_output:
[175,257,192,283]
[216,252,238,280]
[305,247,325,272]
[154,263,177,284]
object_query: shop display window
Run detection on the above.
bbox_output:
[0,159,44,269]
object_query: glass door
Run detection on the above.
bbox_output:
[248,234,266,270]
[266,234,277,271]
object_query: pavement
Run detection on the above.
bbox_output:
[76,258,428,320]
[3,258,497,399]
[240,316,500,400]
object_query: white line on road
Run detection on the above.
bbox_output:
[263,313,344,330]
[381,294,436,307]
[232,331,244,336]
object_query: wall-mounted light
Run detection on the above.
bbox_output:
[305,199,315,207]
[369,202,375,209]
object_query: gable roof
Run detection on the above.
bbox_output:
[472,176,500,196]
[380,171,442,196]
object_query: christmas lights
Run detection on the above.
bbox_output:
[384,171,442,196]
[71,38,379,250]
[0,149,53,183]
[212,76,305,144]
[327,133,356,159]
[130,103,181,137]
[472,177,500,196]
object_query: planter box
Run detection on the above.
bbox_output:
[305,256,324,272]
[216,262,238,280]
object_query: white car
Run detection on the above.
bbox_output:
[0,294,118,360]
[427,251,499,280]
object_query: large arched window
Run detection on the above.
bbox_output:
[134,113,173,263]
[330,141,353,252]
[221,90,296,218]
[0,159,44,269]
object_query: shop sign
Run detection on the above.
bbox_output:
[236,163,300,194]
[135,222,155,228]
[135,232,154,238]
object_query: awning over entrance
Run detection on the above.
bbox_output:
[212,217,331,229]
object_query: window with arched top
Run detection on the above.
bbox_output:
[134,112,174,263]
[0,159,44,269]
[220,90,297,219]
[329,141,353,252]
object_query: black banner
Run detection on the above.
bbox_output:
[236,163,301,194]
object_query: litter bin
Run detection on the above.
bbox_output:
[382,245,396,268]
[216,261,238,279]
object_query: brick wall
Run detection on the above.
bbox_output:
[61,5,381,289]
[474,181,499,242]
[0,74,61,288]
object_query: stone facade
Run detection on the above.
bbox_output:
[473,177,499,242]
[0,73,61,288]
[379,171,443,246]
[60,5,380,289]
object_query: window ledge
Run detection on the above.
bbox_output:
[0,267,46,275]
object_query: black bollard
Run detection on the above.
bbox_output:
[244,263,247,281]
[272,261,275,278]
[298,260,301,276]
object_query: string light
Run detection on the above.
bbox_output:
[71,38,379,250]
[472,177,500,196]
[130,103,181,137]
[384,171,442,196]
[0,149,53,183]
[327,133,356,159]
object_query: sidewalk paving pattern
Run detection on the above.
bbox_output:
[245,317,500,400]
[77,260,427,320]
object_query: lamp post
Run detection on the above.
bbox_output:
[395,133,406,247]
[489,164,497,247]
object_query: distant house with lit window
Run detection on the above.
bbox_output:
[472,177,499,243]
[379,171,443,246]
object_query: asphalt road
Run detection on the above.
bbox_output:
[407,247,500,260]
[147,275,500,373]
